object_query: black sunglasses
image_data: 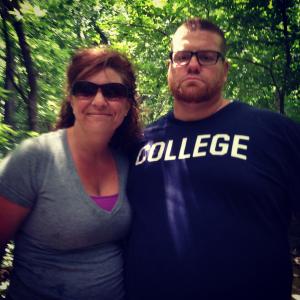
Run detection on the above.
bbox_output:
[71,81,131,100]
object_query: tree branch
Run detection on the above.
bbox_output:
[232,56,282,104]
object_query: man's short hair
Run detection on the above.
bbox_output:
[172,18,227,56]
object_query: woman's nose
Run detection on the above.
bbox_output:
[91,90,108,106]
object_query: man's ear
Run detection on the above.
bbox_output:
[223,60,230,83]
[165,59,171,68]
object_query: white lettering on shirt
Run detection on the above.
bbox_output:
[210,134,230,156]
[135,144,151,165]
[135,133,250,165]
[178,138,190,159]
[231,135,250,160]
[193,134,211,157]
[165,140,177,161]
[148,142,165,162]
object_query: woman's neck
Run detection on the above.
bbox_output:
[67,126,112,162]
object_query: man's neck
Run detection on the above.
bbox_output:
[173,98,230,121]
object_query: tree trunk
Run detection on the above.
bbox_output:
[12,19,38,130]
[1,8,16,127]
[2,0,38,131]
[276,0,292,115]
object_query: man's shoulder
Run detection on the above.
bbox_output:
[144,112,172,134]
[234,100,299,126]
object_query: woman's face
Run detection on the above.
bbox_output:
[70,67,130,135]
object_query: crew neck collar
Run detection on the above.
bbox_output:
[167,100,237,124]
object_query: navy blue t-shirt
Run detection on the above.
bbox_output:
[125,101,300,300]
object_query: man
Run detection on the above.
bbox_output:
[125,18,300,300]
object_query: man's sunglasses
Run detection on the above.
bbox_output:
[71,81,131,100]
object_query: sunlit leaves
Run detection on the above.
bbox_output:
[0,0,299,132]
[0,124,38,158]
[152,0,167,8]
[20,2,46,18]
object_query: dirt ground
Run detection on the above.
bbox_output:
[1,253,300,299]
[292,259,300,300]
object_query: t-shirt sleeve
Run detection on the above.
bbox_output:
[0,138,43,208]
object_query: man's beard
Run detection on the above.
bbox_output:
[169,80,222,103]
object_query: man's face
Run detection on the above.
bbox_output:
[168,27,228,104]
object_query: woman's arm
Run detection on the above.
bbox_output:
[0,196,30,262]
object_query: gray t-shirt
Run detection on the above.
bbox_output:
[0,129,131,300]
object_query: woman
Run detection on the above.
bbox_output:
[0,47,141,300]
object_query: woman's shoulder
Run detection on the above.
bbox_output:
[1,129,66,166]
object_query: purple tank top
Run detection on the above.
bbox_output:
[90,194,118,212]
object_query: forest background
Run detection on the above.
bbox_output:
[0,0,300,298]
[0,0,300,150]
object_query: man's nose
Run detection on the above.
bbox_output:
[189,54,200,66]
[187,55,202,72]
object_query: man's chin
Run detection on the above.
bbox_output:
[174,85,208,102]
[175,92,210,103]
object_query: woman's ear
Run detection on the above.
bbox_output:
[124,103,130,117]
[67,95,74,108]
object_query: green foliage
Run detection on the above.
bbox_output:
[0,124,39,158]
[0,242,14,297]
[0,1,299,297]
[0,0,299,131]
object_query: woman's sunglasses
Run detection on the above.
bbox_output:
[71,81,131,100]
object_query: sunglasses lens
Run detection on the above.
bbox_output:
[72,81,98,98]
[71,81,130,100]
[101,83,129,99]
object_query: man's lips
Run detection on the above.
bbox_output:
[182,76,203,83]
[180,77,205,88]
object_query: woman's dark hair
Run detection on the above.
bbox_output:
[54,47,142,154]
